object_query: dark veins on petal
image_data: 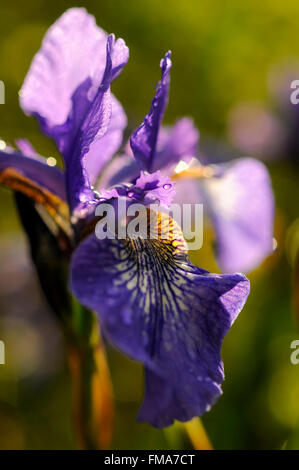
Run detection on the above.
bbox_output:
[71,211,250,426]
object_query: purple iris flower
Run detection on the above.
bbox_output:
[0,8,250,427]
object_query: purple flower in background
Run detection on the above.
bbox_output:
[192,158,275,273]
[0,8,251,427]
[168,156,274,273]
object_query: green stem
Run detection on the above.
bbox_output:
[66,306,114,450]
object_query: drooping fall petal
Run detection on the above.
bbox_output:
[71,211,249,426]
[0,149,69,232]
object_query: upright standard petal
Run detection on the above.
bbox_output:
[200,158,275,273]
[19,8,129,212]
[130,52,171,172]
[20,8,108,129]
[84,94,127,185]
[71,211,250,426]
[57,34,128,213]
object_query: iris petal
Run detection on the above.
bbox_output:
[200,158,275,273]
[84,94,127,186]
[19,8,128,213]
[138,368,221,428]
[0,150,69,233]
[20,8,109,129]
[48,34,128,213]
[71,211,249,426]
[130,52,171,172]
[173,157,275,273]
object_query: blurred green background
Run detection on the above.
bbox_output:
[1,0,299,450]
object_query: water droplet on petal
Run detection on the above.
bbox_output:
[163,183,172,190]
[46,157,56,167]
[127,191,135,198]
